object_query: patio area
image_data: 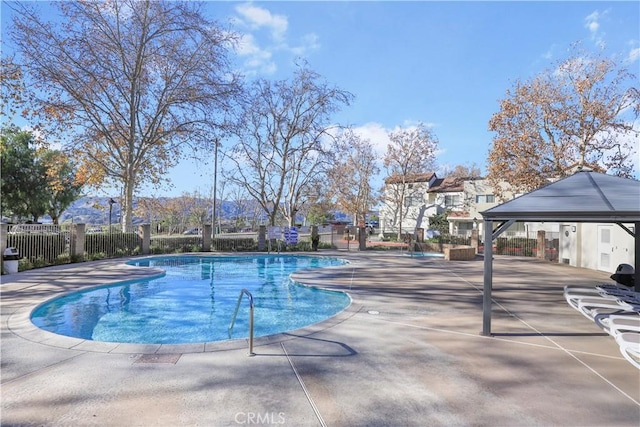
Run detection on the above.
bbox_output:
[1,251,638,426]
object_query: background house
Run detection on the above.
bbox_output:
[379,172,440,236]
[380,171,636,275]
[379,173,509,237]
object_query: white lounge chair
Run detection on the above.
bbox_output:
[564,283,628,294]
[593,313,640,336]
[564,285,638,310]
[576,297,640,321]
[614,332,640,370]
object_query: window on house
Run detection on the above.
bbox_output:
[475,194,495,203]
[459,222,474,231]
[404,196,422,208]
[444,195,460,208]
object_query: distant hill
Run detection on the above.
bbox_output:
[57,196,237,225]
[50,196,353,225]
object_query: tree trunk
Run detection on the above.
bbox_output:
[122,179,135,232]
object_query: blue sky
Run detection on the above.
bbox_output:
[3,1,639,197]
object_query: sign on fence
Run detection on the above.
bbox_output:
[267,226,281,240]
[283,226,298,245]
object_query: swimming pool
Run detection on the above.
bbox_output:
[31,255,350,344]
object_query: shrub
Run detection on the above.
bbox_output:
[86,232,141,258]
[211,238,256,252]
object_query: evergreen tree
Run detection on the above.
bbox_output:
[0,126,49,221]
[1,126,84,223]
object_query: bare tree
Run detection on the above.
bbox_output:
[8,0,241,229]
[328,129,380,225]
[0,56,34,121]
[298,184,336,226]
[382,123,439,238]
[182,190,210,230]
[228,184,252,230]
[488,42,639,199]
[439,162,483,179]
[227,65,353,226]
[133,196,165,230]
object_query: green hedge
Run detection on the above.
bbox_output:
[212,238,257,252]
[85,232,141,258]
[150,235,201,253]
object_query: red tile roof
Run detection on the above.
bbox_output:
[427,177,464,192]
[447,211,470,218]
[384,172,436,185]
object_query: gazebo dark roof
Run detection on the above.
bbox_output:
[482,171,640,223]
[479,171,640,336]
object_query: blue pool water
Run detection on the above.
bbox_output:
[31,255,350,344]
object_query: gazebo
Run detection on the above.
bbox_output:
[480,171,640,336]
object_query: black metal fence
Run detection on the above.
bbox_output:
[2,223,560,273]
[1,224,337,273]
[479,231,559,262]
[6,224,72,268]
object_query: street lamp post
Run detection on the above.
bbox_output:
[108,198,116,231]
[212,139,219,239]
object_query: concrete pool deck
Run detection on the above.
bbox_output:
[1,251,639,426]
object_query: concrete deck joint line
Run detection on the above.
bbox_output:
[281,342,327,427]
[2,251,639,426]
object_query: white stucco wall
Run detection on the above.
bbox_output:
[572,223,635,273]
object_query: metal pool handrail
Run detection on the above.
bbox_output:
[228,289,255,356]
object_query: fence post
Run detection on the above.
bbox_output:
[138,224,150,255]
[310,225,318,251]
[203,224,212,252]
[69,223,86,260]
[258,225,266,251]
[537,230,545,259]
[471,229,479,254]
[1,223,7,273]
[358,226,367,251]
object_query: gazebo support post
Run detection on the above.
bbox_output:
[635,221,639,293]
[482,219,493,336]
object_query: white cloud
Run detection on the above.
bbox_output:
[351,122,391,157]
[236,33,275,74]
[626,46,640,63]
[290,33,321,56]
[235,3,288,42]
[347,121,443,156]
[236,33,260,56]
[584,11,600,34]
[397,120,438,130]
[232,2,320,75]
[541,44,558,60]
[587,121,640,179]
[622,121,640,179]
[584,10,609,48]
